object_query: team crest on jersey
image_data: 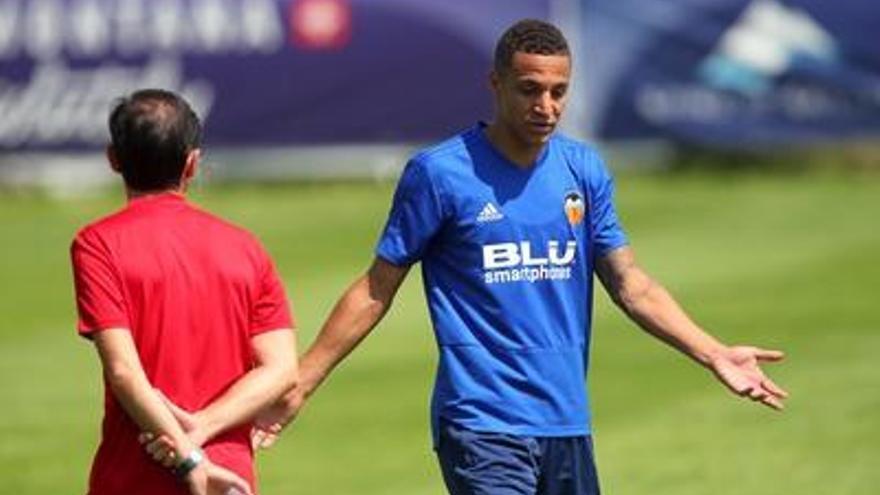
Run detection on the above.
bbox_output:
[564,191,585,226]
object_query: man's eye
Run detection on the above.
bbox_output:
[519,85,540,95]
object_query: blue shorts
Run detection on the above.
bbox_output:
[436,420,601,495]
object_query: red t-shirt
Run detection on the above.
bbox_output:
[71,192,293,495]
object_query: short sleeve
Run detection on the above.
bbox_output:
[587,150,629,257]
[71,230,130,337]
[375,158,447,266]
[250,251,294,336]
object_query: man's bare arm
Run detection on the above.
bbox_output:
[95,328,200,455]
[251,257,410,444]
[93,328,253,495]
[147,258,408,453]
[595,246,788,410]
[183,329,299,445]
[298,257,409,402]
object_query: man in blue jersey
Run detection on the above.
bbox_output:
[257,19,788,494]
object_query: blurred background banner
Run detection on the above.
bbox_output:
[0,0,550,151]
[581,0,880,144]
[3,0,878,190]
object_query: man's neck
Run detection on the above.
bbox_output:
[484,122,543,169]
[126,186,186,201]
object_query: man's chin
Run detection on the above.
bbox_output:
[525,130,553,145]
[526,124,555,141]
[509,126,554,148]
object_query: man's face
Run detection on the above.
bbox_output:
[491,51,571,147]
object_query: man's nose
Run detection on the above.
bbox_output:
[532,92,554,117]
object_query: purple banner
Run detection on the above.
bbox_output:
[0,0,550,150]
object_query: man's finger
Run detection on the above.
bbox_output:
[761,394,784,411]
[231,475,253,495]
[746,387,767,401]
[251,429,266,451]
[145,441,159,455]
[259,433,278,449]
[138,432,153,444]
[226,482,253,495]
[151,444,171,458]
[761,378,789,399]
[754,349,785,362]
[146,437,173,454]
[256,432,278,449]
[250,427,279,450]
[218,467,254,495]
[160,451,177,468]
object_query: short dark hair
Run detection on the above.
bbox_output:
[494,19,570,74]
[108,89,202,192]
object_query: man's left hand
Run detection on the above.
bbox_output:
[709,346,789,410]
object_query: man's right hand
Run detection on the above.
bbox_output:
[185,459,253,495]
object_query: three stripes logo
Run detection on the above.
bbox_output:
[476,202,504,223]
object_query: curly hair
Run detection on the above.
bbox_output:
[494,19,570,74]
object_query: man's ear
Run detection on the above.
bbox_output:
[106,145,122,174]
[488,69,501,94]
[182,148,201,183]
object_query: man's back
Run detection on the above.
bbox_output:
[72,192,291,494]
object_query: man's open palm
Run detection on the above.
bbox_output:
[710,346,789,410]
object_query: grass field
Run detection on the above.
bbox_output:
[1,170,878,494]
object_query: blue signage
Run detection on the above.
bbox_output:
[580,0,880,144]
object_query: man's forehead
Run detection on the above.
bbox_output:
[508,52,571,80]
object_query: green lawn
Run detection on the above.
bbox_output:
[0,171,877,494]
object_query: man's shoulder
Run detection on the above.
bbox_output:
[550,133,612,185]
[72,205,132,245]
[73,199,261,251]
[186,204,264,248]
[551,132,603,163]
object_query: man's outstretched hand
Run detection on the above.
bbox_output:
[709,346,789,410]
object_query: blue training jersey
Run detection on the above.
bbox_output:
[376,123,628,440]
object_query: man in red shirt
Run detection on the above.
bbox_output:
[70,89,298,495]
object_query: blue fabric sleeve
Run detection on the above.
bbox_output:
[587,150,628,256]
[376,158,447,266]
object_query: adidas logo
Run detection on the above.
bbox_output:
[476,202,504,223]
